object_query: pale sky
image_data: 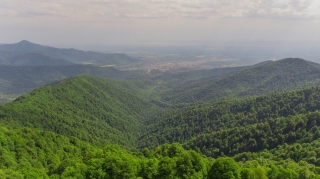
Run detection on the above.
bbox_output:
[1,0,320,46]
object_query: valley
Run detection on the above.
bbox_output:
[1,41,320,178]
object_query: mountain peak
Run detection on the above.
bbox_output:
[277,58,307,63]
[272,58,315,68]
[18,40,31,44]
[17,40,32,44]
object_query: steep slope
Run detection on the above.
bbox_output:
[162,58,320,104]
[140,87,320,155]
[0,51,73,66]
[0,75,158,149]
[0,40,140,66]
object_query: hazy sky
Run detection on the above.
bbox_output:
[1,0,320,46]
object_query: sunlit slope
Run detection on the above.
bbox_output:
[0,75,157,149]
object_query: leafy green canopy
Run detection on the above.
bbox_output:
[0,75,158,149]
[0,125,314,179]
[141,86,320,151]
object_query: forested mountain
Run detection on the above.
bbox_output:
[0,51,73,66]
[0,75,158,149]
[140,87,320,157]
[2,55,320,178]
[1,75,320,178]
[0,40,140,66]
[162,58,320,104]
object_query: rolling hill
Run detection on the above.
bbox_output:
[162,58,320,104]
[0,40,140,66]
[0,75,159,149]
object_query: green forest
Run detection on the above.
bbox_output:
[2,58,320,178]
[0,125,316,178]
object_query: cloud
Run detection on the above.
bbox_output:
[1,0,319,21]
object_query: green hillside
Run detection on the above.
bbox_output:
[162,58,320,104]
[0,75,158,149]
[140,87,320,155]
[184,111,320,157]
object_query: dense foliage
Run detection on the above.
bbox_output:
[0,75,158,149]
[140,87,320,149]
[184,111,320,157]
[2,58,320,178]
[0,126,317,179]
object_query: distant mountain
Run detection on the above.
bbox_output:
[0,64,130,96]
[0,40,140,66]
[150,60,273,88]
[0,75,158,149]
[0,51,73,66]
[162,58,320,104]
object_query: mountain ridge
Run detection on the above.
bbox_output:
[0,40,140,66]
[162,58,320,104]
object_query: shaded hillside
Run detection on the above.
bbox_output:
[0,75,158,149]
[0,40,140,66]
[0,51,73,66]
[140,87,320,154]
[162,58,320,104]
